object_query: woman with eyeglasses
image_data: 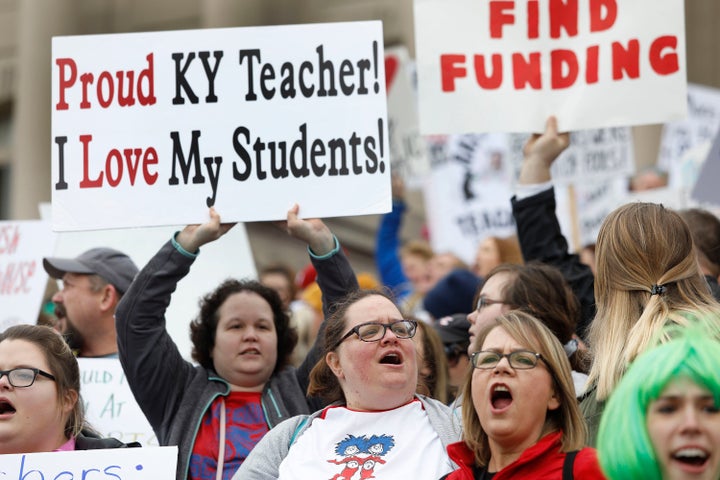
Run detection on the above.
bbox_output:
[115,205,359,480]
[467,262,590,397]
[0,324,138,453]
[233,289,461,480]
[442,311,604,479]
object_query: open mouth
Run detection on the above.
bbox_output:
[673,448,709,469]
[0,399,16,415]
[379,353,402,365]
[240,348,261,356]
[491,385,513,410]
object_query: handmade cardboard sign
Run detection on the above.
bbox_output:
[51,21,390,231]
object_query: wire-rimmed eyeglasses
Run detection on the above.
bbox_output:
[0,367,57,388]
[332,319,417,350]
[470,350,544,370]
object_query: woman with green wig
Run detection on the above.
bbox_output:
[597,327,720,480]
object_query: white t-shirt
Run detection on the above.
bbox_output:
[278,399,453,480]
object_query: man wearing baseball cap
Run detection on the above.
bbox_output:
[43,248,138,357]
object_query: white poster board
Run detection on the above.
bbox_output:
[51,21,390,231]
[0,221,57,332]
[0,446,177,480]
[78,358,157,447]
[40,203,256,360]
[424,134,516,264]
[658,83,720,188]
[415,0,687,133]
[508,126,634,184]
[385,46,429,187]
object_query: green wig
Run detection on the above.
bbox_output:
[597,325,720,480]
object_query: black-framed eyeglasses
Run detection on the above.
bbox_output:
[471,350,544,370]
[0,367,57,388]
[332,319,417,350]
[475,296,504,311]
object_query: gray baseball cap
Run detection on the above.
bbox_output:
[43,247,139,294]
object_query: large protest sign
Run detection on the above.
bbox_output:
[0,446,177,480]
[385,46,429,188]
[78,358,157,447]
[0,221,57,332]
[40,203,256,360]
[52,22,390,231]
[414,0,687,133]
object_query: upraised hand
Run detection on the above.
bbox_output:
[518,116,570,184]
[285,204,335,256]
[175,207,236,253]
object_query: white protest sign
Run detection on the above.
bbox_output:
[40,203,256,360]
[385,46,429,188]
[424,134,516,264]
[78,358,157,447]
[414,0,687,133]
[508,126,634,184]
[691,126,720,208]
[51,22,390,231]
[0,221,57,332]
[0,446,177,480]
[658,83,720,188]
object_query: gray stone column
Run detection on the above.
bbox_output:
[10,0,78,219]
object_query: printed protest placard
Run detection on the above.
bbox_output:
[78,358,157,447]
[414,0,687,133]
[0,220,57,332]
[52,21,390,231]
[385,46,429,188]
[0,446,177,480]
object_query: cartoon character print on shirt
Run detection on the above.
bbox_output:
[327,434,395,480]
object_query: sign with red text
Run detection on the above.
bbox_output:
[385,46,429,188]
[414,0,687,133]
[0,447,177,480]
[0,221,57,332]
[51,22,390,231]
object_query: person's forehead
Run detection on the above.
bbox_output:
[345,295,402,325]
[0,339,49,370]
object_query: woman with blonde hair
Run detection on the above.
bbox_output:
[442,311,603,479]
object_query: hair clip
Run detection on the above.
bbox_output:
[650,284,667,296]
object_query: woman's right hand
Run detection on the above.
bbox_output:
[286,204,335,256]
[518,116,570,184]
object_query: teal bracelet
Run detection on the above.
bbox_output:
[171,232,200,259]
[308,235,340,260]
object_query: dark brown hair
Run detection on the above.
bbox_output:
[190,279,297,376]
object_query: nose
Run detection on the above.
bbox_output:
[0,373,12,389]
[493,355,514,374]
[379,325,400,344]
[52,290,63,303]
[242,326,260,341]
[467,310,477,325]
[679,405,702,433]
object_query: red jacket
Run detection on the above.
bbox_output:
[444,431,606,480]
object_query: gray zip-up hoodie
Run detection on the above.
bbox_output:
[116,238,358,480]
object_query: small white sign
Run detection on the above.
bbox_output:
[0,220,57,332]
[78,358,157,447]
[0,446,177,480]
